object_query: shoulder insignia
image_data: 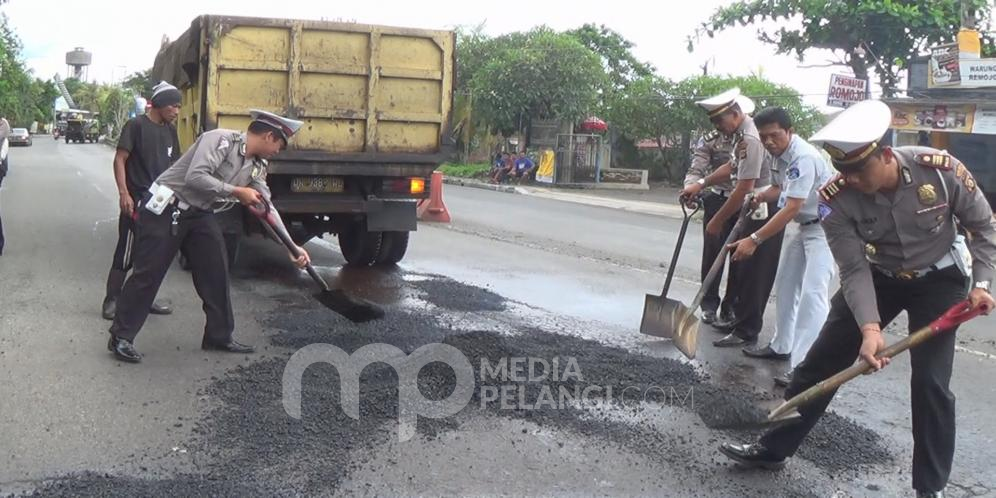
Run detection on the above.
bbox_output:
[703,130,718,142]
[915,153,952,171]
[819,174,846,202]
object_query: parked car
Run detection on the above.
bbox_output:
[9,128,31,146]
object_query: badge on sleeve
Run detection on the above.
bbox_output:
[787,166,800,180]
[817,202,833,220]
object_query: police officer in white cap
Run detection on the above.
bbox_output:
[108,110,311,363]
[681,95,756,326]
[719,100,996,498]
[694,88,784,348]
[730,106,836,387]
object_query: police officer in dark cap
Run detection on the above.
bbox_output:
[101,81,181,320]
[107,110,311,363]
[718,100,996,498]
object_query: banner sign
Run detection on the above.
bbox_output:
[826,74,868,108]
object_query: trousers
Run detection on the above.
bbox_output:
[109,205,234,343]
[760,266,966,492]
[769,223,835,367]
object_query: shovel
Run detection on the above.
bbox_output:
[766,300,986,424]
[247,199,385,323]
[640,196,700,349]
[642,196,754,359]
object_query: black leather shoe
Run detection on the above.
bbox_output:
[107,336,142,363]
[149,301,173,315]
[101,297,116,320]
[916,489,944,498]
[713,333,756,348]
[743,344,791,360]
[202,339,255,354]
[719,442,786,470]
[701,310,718,325]
[774,370,794,387]
[711,316,736,330]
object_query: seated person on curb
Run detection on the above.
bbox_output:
[491,152,514,184]
[509,151,536,183]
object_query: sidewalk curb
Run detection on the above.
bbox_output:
[442,176,685,220]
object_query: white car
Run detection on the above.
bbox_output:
[9,128,32,146]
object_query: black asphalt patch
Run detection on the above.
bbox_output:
[26,277,892,496]
[411,277,507,312]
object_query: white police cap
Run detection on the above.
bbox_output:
[810,100,892,168]
[697,88,741,117]
[736,95,756,116]
[249,109,303,141]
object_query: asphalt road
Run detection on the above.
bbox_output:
[1,138,995,497]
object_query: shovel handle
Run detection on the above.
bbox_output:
[769,300,983,421]
[247,199,332,292]
[687,197,753,311]
[659,196,702,296]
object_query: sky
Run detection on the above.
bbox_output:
[0,0,923,111]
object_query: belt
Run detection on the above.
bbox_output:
[709,188,730,198]
[873,252,957,280]
[799,218,820,227]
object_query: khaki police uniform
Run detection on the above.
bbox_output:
[110,110,302,352]
[757,100,996,494]
[696,88,784,343]
[684,130,737,319]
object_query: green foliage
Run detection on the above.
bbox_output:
[0,14,58,127]
[468,27,607,137]
[607,73,822,183]
[438,162,491,178]
[695,0,993,96]
[122,69,153,96]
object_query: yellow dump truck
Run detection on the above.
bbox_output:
[152,15,455,265]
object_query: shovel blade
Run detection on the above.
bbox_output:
[640,295,698,359]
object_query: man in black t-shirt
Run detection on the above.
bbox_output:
[101,82,182,320]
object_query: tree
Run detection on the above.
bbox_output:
[694,0,994,96]
[565,24,655,96]
[122,69,153,97]
[608,73,822,183]
[0,13,57,127]
[468,27,606,137]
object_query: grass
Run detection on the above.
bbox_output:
[438,162,491,178]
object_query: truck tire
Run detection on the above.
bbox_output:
[376,231,409,265]
[339,224,382,266]
[289,226,314,246]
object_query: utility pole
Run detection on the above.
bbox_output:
[463,90,472,162]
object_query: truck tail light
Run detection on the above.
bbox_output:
[384,177,427,195]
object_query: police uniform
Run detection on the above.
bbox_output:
[685,129,737,321]
[720,100,996,496]
[108,110,303,362]
[755,134,836,370]
[696,88,784,346]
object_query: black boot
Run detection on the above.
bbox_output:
[101,269,127,320]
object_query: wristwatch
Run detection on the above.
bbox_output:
[974,281,991,292]
[749,233,762,245]
[696,178,706,186]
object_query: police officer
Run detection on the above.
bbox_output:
[107,110,311,363]
[719,100,996,498]
[694,88,784,347]
[680,95,754,326]
[730,107,836,387]
[101,81,181,320]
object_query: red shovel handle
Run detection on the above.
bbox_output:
[931,300,987,333]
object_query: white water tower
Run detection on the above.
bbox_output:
[65,47,92,80]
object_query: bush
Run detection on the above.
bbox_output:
[438,163,491,178]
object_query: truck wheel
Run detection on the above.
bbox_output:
[376,231,409,265]
[338,224,382,266]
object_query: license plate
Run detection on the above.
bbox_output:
[291,176,343,193]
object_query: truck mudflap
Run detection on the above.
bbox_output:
[366,200,417,232]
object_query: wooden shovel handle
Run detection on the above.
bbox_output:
[770,300,983,420]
